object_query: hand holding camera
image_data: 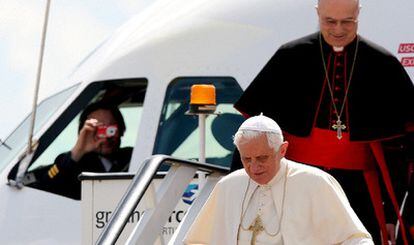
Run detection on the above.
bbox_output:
[71,119,118,161]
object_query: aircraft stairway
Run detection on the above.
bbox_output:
[90,154,229,245]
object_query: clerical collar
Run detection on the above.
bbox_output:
[254,158,287,188]
[320,33,358,53]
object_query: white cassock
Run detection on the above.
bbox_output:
[184,158,373,245]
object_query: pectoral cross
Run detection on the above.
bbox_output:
[248,216,264,245]
[332,118,346,139]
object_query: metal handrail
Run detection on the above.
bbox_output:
[95,154,228,245]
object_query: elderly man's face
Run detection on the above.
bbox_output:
[317,0,359,47]
[238,134,286,185]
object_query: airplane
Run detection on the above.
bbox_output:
[0,0,413,244]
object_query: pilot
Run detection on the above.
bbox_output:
[38,101,132,200]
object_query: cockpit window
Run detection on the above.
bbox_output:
[29,106,142,171]
[6,78,147,199]
[27,79,147,172]
[0,84,80,173]
[153,77,244,168]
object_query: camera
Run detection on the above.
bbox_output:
[96,125,118,138]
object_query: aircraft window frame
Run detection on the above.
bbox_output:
[0,83,80,173]
[28,78,148,169]
[7,78,148,188]
[153,77,244,169]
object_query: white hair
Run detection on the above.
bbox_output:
[233,130,283,151]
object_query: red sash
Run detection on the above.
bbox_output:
[285,128,408,245]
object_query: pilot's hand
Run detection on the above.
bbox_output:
[70,118,106,162]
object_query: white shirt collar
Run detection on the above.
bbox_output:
[99,156,112,172]
[333,46,344,52]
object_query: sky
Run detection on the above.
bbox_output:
[0,0,153,140]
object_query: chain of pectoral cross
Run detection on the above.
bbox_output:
[239,163,289,244]
[319,33,359,139]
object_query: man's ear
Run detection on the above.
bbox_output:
[278,141,289,157]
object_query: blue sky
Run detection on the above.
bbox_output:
[0,0,154,140]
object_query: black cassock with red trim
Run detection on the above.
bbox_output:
[235,32,414,141]
[233,32,414,244]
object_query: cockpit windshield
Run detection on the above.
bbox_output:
[0,84,80,173]
[153,77,244,169]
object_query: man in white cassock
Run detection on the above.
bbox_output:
[184,115,373,245]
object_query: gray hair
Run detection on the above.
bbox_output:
[233,130,283,151]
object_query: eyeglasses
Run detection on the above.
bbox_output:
[321,18,358,28]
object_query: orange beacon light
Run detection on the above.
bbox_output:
[189,84,216,114]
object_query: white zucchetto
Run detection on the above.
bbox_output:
[238,114,282,134]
